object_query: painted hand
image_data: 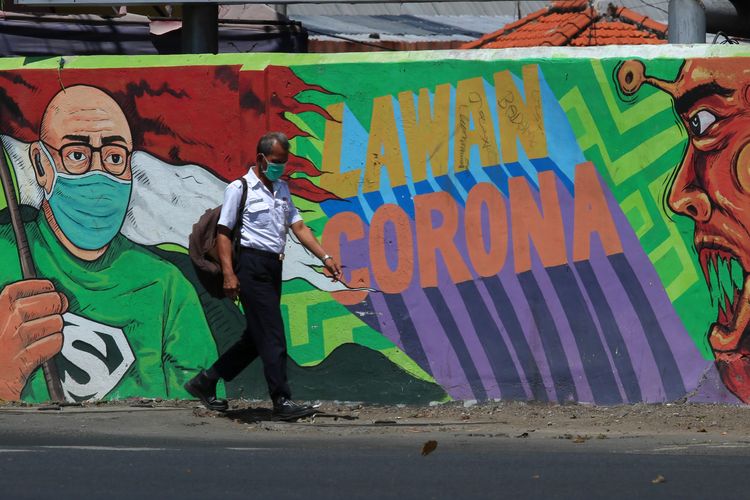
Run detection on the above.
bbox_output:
[0,280,67,401]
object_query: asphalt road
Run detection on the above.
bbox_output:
[1,417,750,500]
[0,424,750,499]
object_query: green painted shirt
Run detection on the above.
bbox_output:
[0,214,219,402]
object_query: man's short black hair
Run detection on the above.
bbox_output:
[257,132,290,156]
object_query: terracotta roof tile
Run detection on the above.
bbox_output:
[463,1,668,49]
[568,13,594,30]
[460,6,549,49]
[616,6,647,25]
[559,23,581,38]
[570,20,666,46]
[642,17,667,35]
[551,0,588,9]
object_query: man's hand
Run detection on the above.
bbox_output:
[223,272,241,300]
[291,221,345,284]
[0,280,67,401]
[323,257,342,282]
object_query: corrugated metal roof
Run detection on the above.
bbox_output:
[287,0,667,21]
[299,14,514,38]
[0,11,306,55]
[290,0,669,47]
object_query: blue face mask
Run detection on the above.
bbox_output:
[42,144,132,251]
[261,155,286,182]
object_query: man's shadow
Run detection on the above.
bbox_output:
[221,406,274,423]
[218,406,358,424]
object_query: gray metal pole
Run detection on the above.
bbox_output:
[668,0,707,43]
[182,3,219,54]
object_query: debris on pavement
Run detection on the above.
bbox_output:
[421,440,437,456]
[5,399,750,441]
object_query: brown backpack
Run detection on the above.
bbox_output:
[188,178,248,298]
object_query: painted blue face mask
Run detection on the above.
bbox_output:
[41,143,132,251]
[261,155,286,182]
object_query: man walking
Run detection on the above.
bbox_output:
[185,132,342,420]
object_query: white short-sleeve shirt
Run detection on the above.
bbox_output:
[217,167,303,254]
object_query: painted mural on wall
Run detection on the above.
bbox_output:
[0,48,744,404]
[616,57,750,403]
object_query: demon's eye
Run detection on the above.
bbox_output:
[688,110,717,136]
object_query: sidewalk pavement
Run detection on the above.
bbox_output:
[1,399,749,444]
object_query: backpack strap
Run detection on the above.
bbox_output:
[236,178,248,225]
[231,178,248,271]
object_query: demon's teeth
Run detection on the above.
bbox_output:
[700,252,711,290]
[721,255,732,293]
[700,252,746,312]
[718,298,728,324]
[707,256,721,303]
[715,256,729,308]
[731,257,745,291]
[708,252,719,288]
[713,253,720,280]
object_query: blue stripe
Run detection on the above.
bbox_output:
[423,287,487,401]
[517,271,578,403]
[546,264,622,404]
[575,260,643,403]
[485,165,509,196]
[413,179,434,196]
[531,157,573,193]
[320,196,368,221]
[456,281,527,400]
[362,190,385,217]
[482,276,548,401]
[392,185,414,218]
[455,170,478,194]
[382,293,433,378]
[609,254,686,400]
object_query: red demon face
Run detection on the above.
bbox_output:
[619,59,750,402]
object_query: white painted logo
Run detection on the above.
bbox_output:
[58,313,135,402]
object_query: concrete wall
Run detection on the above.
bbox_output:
[0,46,747,405]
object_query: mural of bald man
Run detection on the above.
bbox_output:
[618,59,750,403]
[0,84,219,402]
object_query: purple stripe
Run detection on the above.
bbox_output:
[497,264,558,401]
[600,172,710,392]
[450,196,527,399]
[414,198,508,398]
[436,279,502,399]
[474,278,533,399]
[512,177,594,402]
[592,250,665,400]
[353,199,485,400]
[556,181,628,402]
[401,286,476,400]
[367,292,405,352]
[528,253,595,402]
[369,289,473,400]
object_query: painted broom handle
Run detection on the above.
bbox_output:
[0,146,65,402]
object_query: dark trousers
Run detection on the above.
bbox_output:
[210,249,290,402]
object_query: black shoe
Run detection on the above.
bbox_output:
[184,370,228,412]
[272,397,316,421]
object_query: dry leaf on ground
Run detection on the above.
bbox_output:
[421,440,438,456]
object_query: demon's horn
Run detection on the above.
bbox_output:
[617,60,680,97]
